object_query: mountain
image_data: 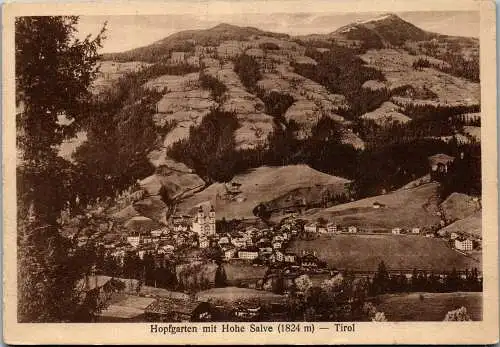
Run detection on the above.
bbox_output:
[101,23,289,62]
[77,16,480,234]
[330,13,437,48]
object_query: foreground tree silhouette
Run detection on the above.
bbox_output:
[16,16,105,322]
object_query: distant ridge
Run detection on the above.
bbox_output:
[101,23,289,62]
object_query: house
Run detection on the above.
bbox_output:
[151,228,167,237]
[269,250,284,263]
[162,244,175,253]
[326,223,338,233]
[238,248,260,260]
[231,238,247,248]
[428,153,455,178]
[392,228,401,235]
[199,238,210,249]
[300,253,321,269]
[411,227,421,234]
[284,253,296,263]
[272,242,282,250]
[77,275,124,314]
[218,236,230,246]
[173,223,189,233]
[304,223,318,233]
[273,235,284,242]
[318,226,327,233]
[258,245,273,255]
[144,299,214,322]
[450,232,459,240]
[126,235,140,247]
[455,238,473,251]
[171,51,186,64]
[224,248,237,260]
[347,226,358,233]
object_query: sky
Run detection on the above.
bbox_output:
[77,11,480,54]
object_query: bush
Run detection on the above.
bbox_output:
[259,42,280,50]
[443,306,472,321]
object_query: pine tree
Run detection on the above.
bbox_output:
[16,16,106,322]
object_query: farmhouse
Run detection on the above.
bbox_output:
[428,153,455,176]
[347,226,358,233]
[392,228,401,235]
[411,227,421,234]
[304,223,318,233]
[144,299,213,322]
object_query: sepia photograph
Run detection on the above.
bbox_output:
[3,0,498,344]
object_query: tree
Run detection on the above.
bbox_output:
[16,16,106,322]
[214,263,228,288]
[294,274,313,293]
[372,261,390,295]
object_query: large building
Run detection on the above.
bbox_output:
[455,238,473,251]
[192,205,216,237]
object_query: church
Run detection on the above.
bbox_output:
[192,205,216,237]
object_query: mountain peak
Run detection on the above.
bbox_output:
[332,12,434,47]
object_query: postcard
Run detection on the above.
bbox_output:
[2,0,498,344]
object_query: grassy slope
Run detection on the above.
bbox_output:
[376,292,482,321]
[305,182,441,229]
[287,234,479,271]
[439,211,482,238]
[177,165,349,220]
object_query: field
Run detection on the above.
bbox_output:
[360,49,480,107]
[196,287,284,304]
[376,292,482,321]
[305,183,441,229]
[177,165,349,219]
[287,234,480,272]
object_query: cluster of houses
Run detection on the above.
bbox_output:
[101,206,304,267]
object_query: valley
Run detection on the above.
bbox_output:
[46,13,482,323]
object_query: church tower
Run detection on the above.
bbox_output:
[208,205,216,235]
[197,206,204,224]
